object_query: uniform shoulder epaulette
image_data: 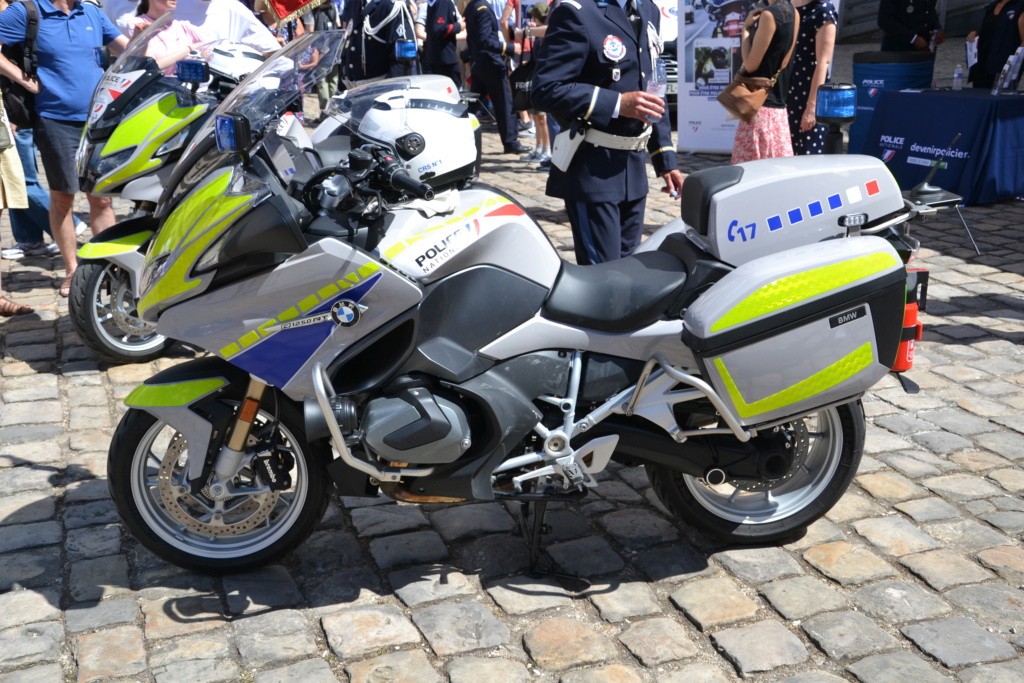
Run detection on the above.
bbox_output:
[561,0,583,9]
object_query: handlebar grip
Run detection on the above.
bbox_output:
[388,168,435,201]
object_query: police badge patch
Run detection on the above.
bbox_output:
[603,35,626,62]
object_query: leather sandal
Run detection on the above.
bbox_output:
[0,296,34,316]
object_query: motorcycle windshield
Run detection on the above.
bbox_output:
[322,77,467,139]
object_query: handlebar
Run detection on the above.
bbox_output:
[379,154,435,201]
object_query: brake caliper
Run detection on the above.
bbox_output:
[253,449,295,491]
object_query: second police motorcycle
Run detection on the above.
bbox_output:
[106,30,929,574]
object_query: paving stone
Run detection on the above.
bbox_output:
[618,617,697,666]
[0,547,62,591]
[893,497,959,523]
[594,480,645,504]
[0,491,55,526]
[635,545,715,583]
[350,504,430,537]
[369,530,449,570]
[223,565,304,614]
[656,663,735,683]
[65,524,121,561]
[456,533,531,579]
[617,466,651,490]
[76,624,146,682]
[845,651,949,683]
[0,467,57,496]
[988,468,1024,492]
[779,673,847,683]
[559,664,644,683]
[291,529,364,577]
[0,589,60,632]
[759,576,849,620]
[306,567,385,613]
[447,657,529,683]
[141,594,227,640]
[912,431,976,453]
[903,616,1018,668]
[825,492,888,523]
[429,503,517,542]
[850,580,951,624]
[957,660,1024,683]
[802,541,898,586]
[542,509,594,542]
[801,611,898,660]
[991,495,1024,512]
[65,598,138,633]
[947,584,1024,635]
[0,621,63,668]
[254,658,339,683]
[669,577,759,631]
[714,547,804,585]
[712,619,808,676]
[546,535,625,576]
[148,632,238,683]
[851,517,940,556]
[951,451,1014,472]
[597,509,679,549]
[0,441,62,468]
[977,545,1024,583]
[875,453,942,478]
[322,604,421,658]
[346,649,441,683]
[921,473,1005,501]
[486,575,570,615]
[975,432,1024,460]
[783,518,845,551]
[855,472,928,503]
[233,608,319,667]
[390,564,478,607]
[587,581,661,622]
[0,664,64,683]
[523,616,618,671]
[411,600,510,656]
[69,554,130,603]
[0,520,58,553]
[923,519,1009,553]
[900,549,996,590]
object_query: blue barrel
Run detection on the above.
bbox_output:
[848,51,935,154]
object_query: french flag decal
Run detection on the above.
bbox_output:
[865,180,881,196]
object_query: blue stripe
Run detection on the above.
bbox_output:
[575,202,601,265]
[767,215,783,231]
[808,201,823,217]
[788,208,803,224]
[828,194,843,210]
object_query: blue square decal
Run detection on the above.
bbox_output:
[808,201,823,217]
[828,194,843,210]
[788,208,803,224]
[767,215,783,231]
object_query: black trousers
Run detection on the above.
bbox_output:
[565,196,646,265]
[470,62,517,146]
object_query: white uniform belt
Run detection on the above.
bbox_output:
[584,126,651,152]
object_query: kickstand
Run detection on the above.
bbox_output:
[516,499,591,592]
[955,204,982,256]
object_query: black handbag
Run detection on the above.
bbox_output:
[510,58,534,112]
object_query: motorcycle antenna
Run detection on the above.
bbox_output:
[910,132,961,197]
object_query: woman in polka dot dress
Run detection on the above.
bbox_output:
[787,0,838,155]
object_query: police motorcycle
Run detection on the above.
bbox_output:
[107,28,927,574]
[69,13,265,363]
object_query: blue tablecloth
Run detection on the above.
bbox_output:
[862,89,1024,205]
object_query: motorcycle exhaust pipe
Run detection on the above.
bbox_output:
[704,468,727,486]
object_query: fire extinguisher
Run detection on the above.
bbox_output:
[892,268,928,373]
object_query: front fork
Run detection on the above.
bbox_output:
[206,377,267,497]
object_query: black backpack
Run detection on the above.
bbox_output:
[1,0,40,128]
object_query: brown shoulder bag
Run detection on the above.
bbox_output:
[716,10,799,123]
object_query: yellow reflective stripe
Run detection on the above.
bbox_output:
[715,342,873,419]
[584,87,599,120]
[711,252,899,333]
[78,230,153,259]
[125,378,226,408]
[651,146,674,156]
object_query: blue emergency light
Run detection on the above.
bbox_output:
[175,59,210,84]
[214,115,239,153]
[815,83,857,126]
[93,46,110,70]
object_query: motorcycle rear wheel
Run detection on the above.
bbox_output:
[648,401,863,543]
[108,394,329,574]
[69,260,173,364]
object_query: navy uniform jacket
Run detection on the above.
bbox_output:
[878,0,941,51]
[341,0,418,83]
[532,0,677,203]
[425,0,461,68]
[465,0,516,71]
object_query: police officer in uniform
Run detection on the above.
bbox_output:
[878,0,944,52]
[341,0,419,85]
[424,0,465,87]
[532,0,682,265]
[465,0,532,154]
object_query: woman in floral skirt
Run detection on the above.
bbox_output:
[787,0,838,154]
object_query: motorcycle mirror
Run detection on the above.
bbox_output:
[93,46,112,70]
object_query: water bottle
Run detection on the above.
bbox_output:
[953,64,964,90]
[647,58,668,121]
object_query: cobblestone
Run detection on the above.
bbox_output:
[3,114,1024,681]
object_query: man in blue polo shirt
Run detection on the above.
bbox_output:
[0,0,126,296]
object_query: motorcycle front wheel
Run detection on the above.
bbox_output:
[108,394,330,574]
[648,400,864,543]
[69,261,173,363]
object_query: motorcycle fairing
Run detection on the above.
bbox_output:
[139,166,267,319]
[685,236,906,425]
[91,92,208,195]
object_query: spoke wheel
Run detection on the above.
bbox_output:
[109,394,329,573]
[648,401,864,543]
[69,260,172,363]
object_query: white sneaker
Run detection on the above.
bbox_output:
[75,221,88,236]
[1,241,49,259]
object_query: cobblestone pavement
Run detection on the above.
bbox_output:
[3,115,1024,683]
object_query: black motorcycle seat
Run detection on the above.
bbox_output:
[542,251,688,333]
